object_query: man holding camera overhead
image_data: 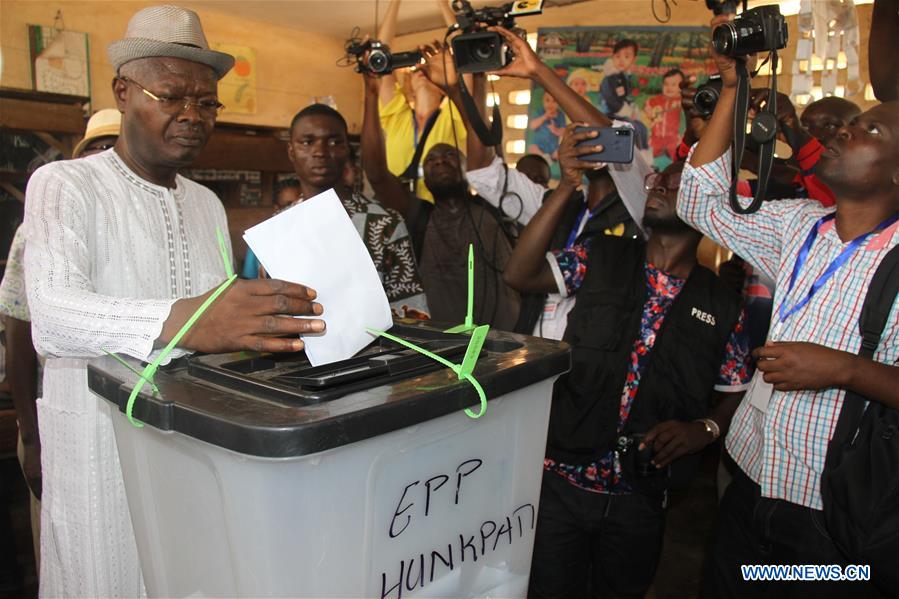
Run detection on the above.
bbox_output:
[680,12,899,597]
[476,21,752,599]
[504,129,751,598]
[374,0,466,204]
[463,26,650,339]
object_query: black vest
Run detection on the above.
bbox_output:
[513,189,640,334]
[547,236,741,492]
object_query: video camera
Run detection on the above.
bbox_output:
[449,0,543,74]
[344,37,423,75]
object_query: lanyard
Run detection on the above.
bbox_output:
[777,212,899,326]
[565,203,592,248]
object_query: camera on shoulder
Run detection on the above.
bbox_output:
[449,0,543,74]
[451,0,513,74]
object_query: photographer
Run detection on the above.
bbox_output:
[374,0,465,203]
[678,83,837,206]
[360,46,521,330]
[505,121,751,598]
[680,13,899,597]
[464,26,648,338]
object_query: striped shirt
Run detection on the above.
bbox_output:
[677,147,899,510]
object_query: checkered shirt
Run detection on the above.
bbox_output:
[677,147,899,509]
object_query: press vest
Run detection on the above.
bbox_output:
[547,236,741,491]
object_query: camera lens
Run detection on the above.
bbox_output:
[711,23,736,55]
[368,50,389,74]
[472,39,496,62]
[694,88,718,116]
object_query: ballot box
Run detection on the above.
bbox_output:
[88,320,570,598]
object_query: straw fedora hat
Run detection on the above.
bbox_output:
[73,109,122,158]
[107,5,234,79]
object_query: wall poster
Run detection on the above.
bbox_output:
[28,24,91,97]
[528,26,714,177]
[212,43,257,115]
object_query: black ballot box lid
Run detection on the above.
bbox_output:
[88,320,570,458]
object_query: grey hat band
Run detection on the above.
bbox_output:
[108,39,234,79]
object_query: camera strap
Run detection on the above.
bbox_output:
[401,108,442,188]
[458,75,504,147]
[729,53,778,215]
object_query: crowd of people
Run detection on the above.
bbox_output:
[1,1,897,598]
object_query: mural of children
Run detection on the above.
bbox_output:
[528,91,566,161]
[599,39,649,153]
[645,68,685,165]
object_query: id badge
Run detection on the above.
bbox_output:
[746,370,774,413]
[542,301,559,321]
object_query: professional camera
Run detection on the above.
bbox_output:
[693,75,722,117]
[345,38,423,75]
[449,0,542,74]
[705,0,739,15]
[712,5,788,56]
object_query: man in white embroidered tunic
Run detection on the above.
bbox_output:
[23,6,326,597]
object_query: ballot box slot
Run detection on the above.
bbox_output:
[184,325,487,403]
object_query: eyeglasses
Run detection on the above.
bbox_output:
[644,172,681,194]
[118,76,224,117]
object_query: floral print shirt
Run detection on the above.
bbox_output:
[545,246,752,494]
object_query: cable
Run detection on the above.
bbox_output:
[437,26,515,327]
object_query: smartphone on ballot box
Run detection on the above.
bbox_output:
[574,126,635,164]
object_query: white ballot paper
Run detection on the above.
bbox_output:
[243,189,392,366]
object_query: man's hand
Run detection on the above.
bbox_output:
[488,26,543,79]
[748,88,810,150]
[420,41,459,91]
[641,420,716,469]
[748,89,797,128]
[20,438,41,499]
[753,342,851,391]
[171,279,325,354]
[557,122,603,186]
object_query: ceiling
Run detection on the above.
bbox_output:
[183,0,589,38]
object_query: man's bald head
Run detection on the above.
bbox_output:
[800,96,861,145]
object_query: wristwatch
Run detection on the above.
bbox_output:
[695,418,721,440]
